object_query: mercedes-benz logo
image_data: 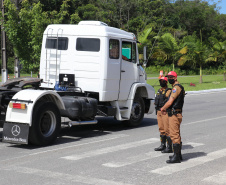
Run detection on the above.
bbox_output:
[11,125,21,137]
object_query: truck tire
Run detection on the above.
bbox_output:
[29,101,61,146]
[124,95,145,127]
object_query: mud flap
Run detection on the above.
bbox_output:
[2,122,29,144]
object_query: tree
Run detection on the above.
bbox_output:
[2,0,75,73]
[3,0,51,72]
[209,37,226,80]
[1,0,225,74]
[178,32,213,83]
[164,0,220,42]
[152,33,179,71]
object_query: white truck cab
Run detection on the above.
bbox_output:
[1,21,155,146]
[40,21,149,101]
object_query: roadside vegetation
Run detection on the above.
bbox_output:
[0,0,226,85]
[147,74,226,93]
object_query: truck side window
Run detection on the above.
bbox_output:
[76,38,100,52]
[46,37,68,50]
[122,41,132,62]
[109,39,119,59]
[121,41,137,63]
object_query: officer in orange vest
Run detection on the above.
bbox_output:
[154,77,172,153]
[161,71,185,163]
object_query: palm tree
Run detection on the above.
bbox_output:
[152,33,179,71]
[137,26,152,65]
[137,27,152,45]
[178,33,213,83]
[209,37,226,81]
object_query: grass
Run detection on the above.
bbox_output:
[1,74,226,93]
[147,75,226,93]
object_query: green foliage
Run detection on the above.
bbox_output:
[0,0,226,74]
[151,32,180,71]
[147,75,226,93]
[3,0,51,72]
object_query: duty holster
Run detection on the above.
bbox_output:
[155,106,160,115]
[167,108,182,117]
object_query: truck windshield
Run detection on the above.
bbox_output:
[45,37,68,50]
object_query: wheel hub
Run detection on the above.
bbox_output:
[40,111,56,137]
[131,102,141,120]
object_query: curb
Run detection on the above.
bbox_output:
[186,88,226,94]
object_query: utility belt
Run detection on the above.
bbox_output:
[167,108,182,117]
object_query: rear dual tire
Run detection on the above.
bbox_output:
[29,102,61,146]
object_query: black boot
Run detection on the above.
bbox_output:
[161,136,173,153]
[154,135,166,151]
[166,143,181,163]
[169,142,182,160]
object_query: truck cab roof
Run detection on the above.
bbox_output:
[44,21,135,40]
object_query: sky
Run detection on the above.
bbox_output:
[208,0,226,14]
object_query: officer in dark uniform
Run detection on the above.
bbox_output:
[154,77,172,153]
[161,71,185,163]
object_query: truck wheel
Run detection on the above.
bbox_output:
[29,102,61,146]
[124,96,145,127]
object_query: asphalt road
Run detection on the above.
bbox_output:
[0,90,226,185]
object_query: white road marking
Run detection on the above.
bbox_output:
[62,138,159,161]
[187,90,226,96]
[0,134,128,164]
[103,151,162,168]
[5,166,133,185]
[0,143,10,149]
[27,134,128,156]
[102,142,204,168]
[186,142,204,147]
[183,116,226,126]
[150,148,226,175]
[202,170,226,184]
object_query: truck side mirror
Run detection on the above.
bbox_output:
[143,46,147,65]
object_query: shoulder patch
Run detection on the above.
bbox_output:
[172,88,177,93]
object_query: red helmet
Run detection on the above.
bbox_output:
[167,71,177,78]
[159,76,168,82]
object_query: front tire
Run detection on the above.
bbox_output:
[29,102,61,146]
[124,96,145,127]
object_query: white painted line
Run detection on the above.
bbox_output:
[187,89,226,95]
[5,166,133,185]
[150,148,226,175]
[0,134,128,163]
[0,143,10,149]
[186,142,204,147]
[103,151,162,168]
[103,142,204,168]
[29,134,128,156]
[183,116,226,126]
[202,170,226,184]
[62,138,159,161]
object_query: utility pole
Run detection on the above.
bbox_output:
[14,0,20,78]
[1,0,8,83]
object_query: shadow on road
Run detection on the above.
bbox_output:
[0,117,157,149]
[57,117,157,144]
[181,152,207,162]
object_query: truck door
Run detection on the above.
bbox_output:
[119,40,139,100]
